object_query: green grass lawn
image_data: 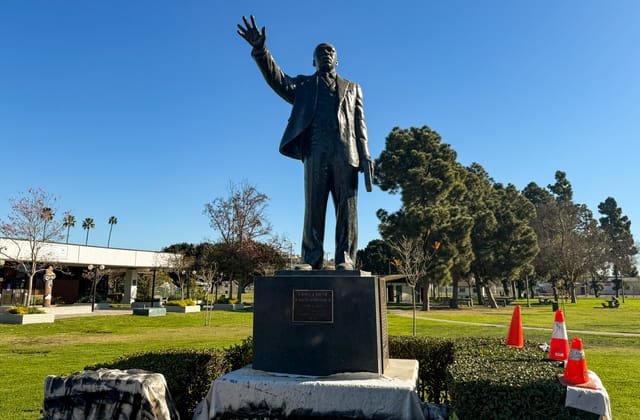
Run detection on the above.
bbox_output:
[1,297,637,419]
[0,311,253,419]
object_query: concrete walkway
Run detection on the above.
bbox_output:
[389,310,640,337]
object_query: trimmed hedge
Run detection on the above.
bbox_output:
[447,337,599,419]
[86,336,598,419]
[388,335,453,403]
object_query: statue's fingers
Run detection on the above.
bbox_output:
[261,26,266,38]
[242,15,250,28]
[236,24,246,34]
[250,15,258,29]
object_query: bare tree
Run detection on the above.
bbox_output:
[204,180,272,246]
[0,188,68,306]
[389,235,441,335]
[82,265,111,311]
[194,261,218,326]
[203,181,275,302]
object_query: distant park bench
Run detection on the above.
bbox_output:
[538,297,553,305]
[429,298,450,309]
[602,298,620,309]
[458,297,473,307]
[494,297,513,307]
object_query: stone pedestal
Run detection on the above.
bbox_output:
[132,307,166,317]
[253,270,388,376]
[193,359,425,420]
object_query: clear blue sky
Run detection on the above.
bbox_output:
[2,1,639,257]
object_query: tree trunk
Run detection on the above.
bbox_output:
[450,277,459,309]
[486,287,499,309]
[421,282,431,311]
[411,286,416,336]
[474,274,485,306]
[236,282,244,303]
[26,274,35,306]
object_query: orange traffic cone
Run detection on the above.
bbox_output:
[559,337,590,386]
[548,310,569,361]
[506,305,523,348]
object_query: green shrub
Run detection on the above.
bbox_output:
[216,295,229,304]
[108,303,131,308]
[223,336,253,371]
[7,306,45,315]
[165,299,196,307]
[389,336,598,418]
[447,337,598,419]
[389,335,454,403]
[78,294,106,303]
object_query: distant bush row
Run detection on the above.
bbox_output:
[165,298,197,307]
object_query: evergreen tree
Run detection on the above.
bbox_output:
[598,197,637,297]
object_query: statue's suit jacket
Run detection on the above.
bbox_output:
[251,46,371,169]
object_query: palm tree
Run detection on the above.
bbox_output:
[82,217,95,245]
[63,214,76,244]
[107,216,118,247]
[40,207,53,241]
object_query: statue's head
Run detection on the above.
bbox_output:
[313,43,338,72]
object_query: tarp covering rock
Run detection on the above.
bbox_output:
[42,368,179,420]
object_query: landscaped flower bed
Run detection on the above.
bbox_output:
[0,306,55,324]
[165,299,201,313]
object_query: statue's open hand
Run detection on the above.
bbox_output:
[237,15,266,49]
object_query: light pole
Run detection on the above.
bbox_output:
[289,241,296,270]
[151,268,157,307]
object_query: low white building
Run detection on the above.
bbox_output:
[0,237,178,305]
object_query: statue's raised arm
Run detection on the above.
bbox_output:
[237,15,266,49]
[236,16,372,271]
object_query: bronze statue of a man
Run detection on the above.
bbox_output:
[238,16,373,270]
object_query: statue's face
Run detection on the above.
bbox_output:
[313,43,337,72]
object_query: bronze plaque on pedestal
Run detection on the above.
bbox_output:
[292,289,333,323]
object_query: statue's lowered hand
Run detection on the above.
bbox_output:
[237,15,266,49]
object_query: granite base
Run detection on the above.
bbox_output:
[253,270,387,375]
